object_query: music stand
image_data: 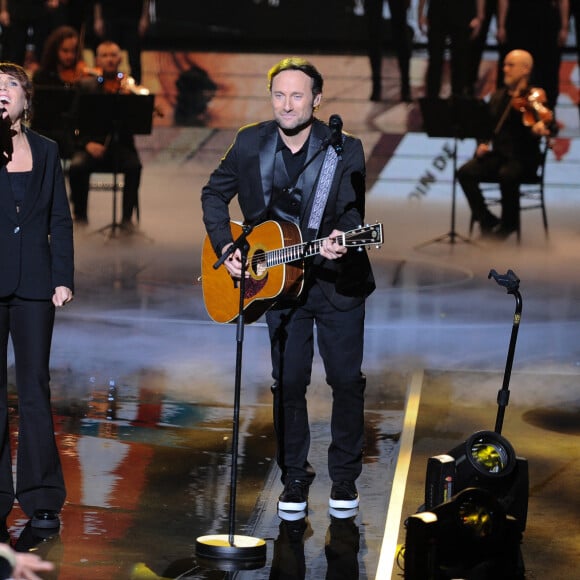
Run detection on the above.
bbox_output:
[31,87,77,159]
[415,97,492,249]
[76,93,154,239]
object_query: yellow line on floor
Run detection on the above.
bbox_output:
[375,369,424,580]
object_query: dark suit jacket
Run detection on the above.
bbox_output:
[0,129,74,299]
[201,118,375,310]
[488,87,542,168]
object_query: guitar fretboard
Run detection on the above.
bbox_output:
[265,236,337,268]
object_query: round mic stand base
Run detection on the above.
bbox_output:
[195,534,267,567]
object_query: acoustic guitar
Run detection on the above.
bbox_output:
[201,220,383,324]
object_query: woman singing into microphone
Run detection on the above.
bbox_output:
[0,62,74,532]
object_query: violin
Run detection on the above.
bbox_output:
[101,72,150,96]
[59,61,102,86]
[511,87,553,127]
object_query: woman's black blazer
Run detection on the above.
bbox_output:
[0,129,74,299]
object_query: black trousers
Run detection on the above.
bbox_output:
[367,0,411,98]
[457,152,534,227]
[426,0,473,98]
[0,295,66,519]
[266,281,366,485]
[68,144,142,222]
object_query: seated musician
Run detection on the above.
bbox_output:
[68,40,143,229]
[31,25,84,158]
[457,49,557,240]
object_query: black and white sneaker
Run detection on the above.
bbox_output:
[329,481,359,509]
[278,479,309,511]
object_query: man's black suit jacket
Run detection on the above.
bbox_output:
[201,118,375,311]
[0,129,74,299]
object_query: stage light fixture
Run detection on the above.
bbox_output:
[425,430,528,532]
[404,487,525,580]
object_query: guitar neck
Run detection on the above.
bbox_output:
[266,236,333,268]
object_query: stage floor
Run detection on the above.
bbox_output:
[6,51,580,579]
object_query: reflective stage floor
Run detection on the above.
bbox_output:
[6,51,580,578]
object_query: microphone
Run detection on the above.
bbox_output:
[328,114,343,157]
[0,108,13,166]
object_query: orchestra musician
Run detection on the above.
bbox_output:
[68,40,145,229]
[32,25,85,88]
[457,49,557,240]
[31,25,89,159]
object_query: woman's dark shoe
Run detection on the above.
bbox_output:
[31,510,60,530]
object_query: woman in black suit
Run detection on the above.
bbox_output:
[0,62,74,532]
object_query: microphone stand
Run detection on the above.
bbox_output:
[195,225,267,566]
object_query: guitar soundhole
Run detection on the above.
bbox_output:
[244,249,267,300]
[249,249,268,279]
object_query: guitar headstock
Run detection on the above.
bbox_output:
[343,223,384,248]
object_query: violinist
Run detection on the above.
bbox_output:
[457,49,557,240]
[31,25,86,159]
[68,41,143,229]
[32,26,84,88]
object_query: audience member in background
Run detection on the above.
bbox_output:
[68,40,143,228]
[367,0,412,102]
[418,0,485,98]
[457,50,556,240]
[93,0,150,85]
[498,0,569,110]
[0,0,61,68]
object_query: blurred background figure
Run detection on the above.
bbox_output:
[367,0,412,102]
[60,0,91,34]
[570,0,580,118]
[31,25,85,159]
[93,0,150,85]
[466,0,500,94]
[498,0,569,110]
[457,49,556,239]
[418,0,485,98]
[32,25,83,87]
[0,0,61,69]
[68,40,144,228]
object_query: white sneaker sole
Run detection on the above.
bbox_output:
[278,499,307,511]
[278,508,307,521]
[328,496,359,509]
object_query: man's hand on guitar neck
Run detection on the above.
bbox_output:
[222,243,250,279]
[221,228,346,279]
[320,229,347,260]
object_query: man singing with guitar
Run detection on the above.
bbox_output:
[201,57,379,515]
